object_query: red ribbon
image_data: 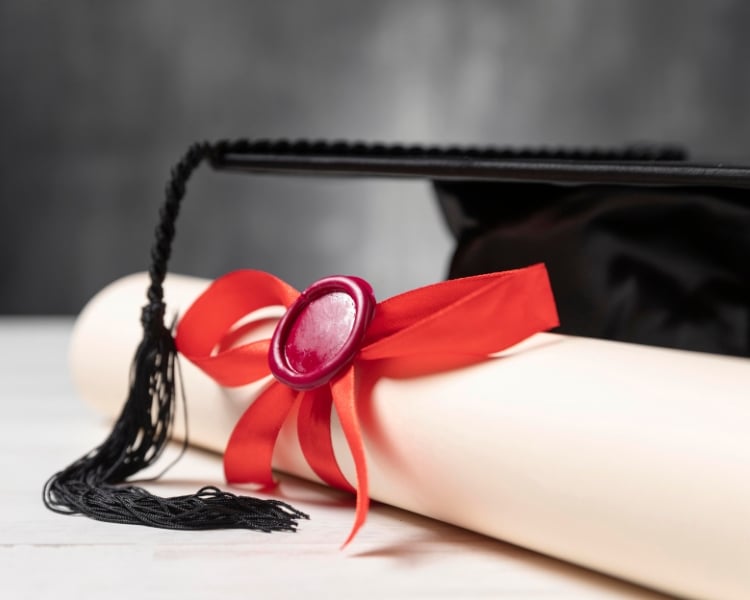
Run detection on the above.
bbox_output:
[175,263,559,544]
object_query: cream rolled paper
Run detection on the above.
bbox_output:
[70,273,750,600]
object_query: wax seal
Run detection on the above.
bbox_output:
[269,275,376,390]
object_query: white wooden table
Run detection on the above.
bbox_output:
[0,318,669,599]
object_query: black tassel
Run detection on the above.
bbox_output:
[43,140,308,532]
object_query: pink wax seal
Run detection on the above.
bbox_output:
[269,275,376,391]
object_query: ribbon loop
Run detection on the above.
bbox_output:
[361,264,557,361]
[177,270,299,360]
[224,381,298,486]
[298,386,355,494]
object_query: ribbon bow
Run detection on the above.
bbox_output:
[175,263,558,544]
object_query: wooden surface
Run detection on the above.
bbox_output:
[0,318,670,599]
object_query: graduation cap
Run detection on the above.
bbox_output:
[43,139,750,537]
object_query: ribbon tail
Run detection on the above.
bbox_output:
[224,382,298,487]
[330,366,369,547]
[298,387,356,494]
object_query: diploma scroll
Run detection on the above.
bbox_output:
[70,273,750,600]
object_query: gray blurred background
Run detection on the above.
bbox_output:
[2,0,750,314]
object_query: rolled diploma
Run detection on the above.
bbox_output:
[69,273,750,600]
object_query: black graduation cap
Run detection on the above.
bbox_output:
[43,139,750,532]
